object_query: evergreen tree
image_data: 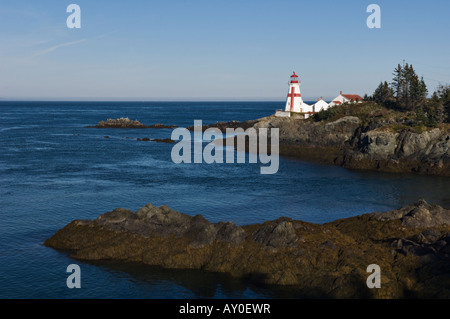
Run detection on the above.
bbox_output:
[390,62,427,111]
[410,75,428,111]
[363,93,372,101]
[373,81,394,106]
[433,84,450,123]
[391,63,404,108]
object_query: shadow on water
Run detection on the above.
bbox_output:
[85,260,309,299]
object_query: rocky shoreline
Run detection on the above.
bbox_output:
[44,200,450,298]
[254,115,450,176]
[206,115,450,176]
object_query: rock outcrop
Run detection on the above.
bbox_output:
[44,200,450,298]
[253,116,450,176]
[87,118,177,129]
[147,123,178,129]
[187,120,257,132]
[137,137,176,143]
[88,118,150,128]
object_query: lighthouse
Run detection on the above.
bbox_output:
[274,71,313,118]
[284,72,304,113]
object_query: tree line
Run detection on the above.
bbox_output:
[365,62,450,125]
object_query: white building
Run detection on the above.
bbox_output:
[313,97,329,112]
[328,91,363,107]
[274,75,363,118]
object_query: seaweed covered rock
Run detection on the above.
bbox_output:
[89,118,150,128]
[44,201,450,298]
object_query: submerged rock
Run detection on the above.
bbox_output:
[147,123,178,129]
[136,137,176,143]
[44,201,450,298]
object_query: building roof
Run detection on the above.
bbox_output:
[332,101,342,105]
[314,99,329,106]
[342,94,363,101]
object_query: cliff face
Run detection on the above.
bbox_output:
[254,116,450,176]
[44,201,450,298]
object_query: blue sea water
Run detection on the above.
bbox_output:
[0,101,449,299]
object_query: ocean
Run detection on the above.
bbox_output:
[1,101,449,299]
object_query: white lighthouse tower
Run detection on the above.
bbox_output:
[275,71,313,118]
[284,72,304,113]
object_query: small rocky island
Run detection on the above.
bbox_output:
[87,117,177,129]
[44,200,450,298]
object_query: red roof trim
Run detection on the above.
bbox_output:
[342,94,363,101]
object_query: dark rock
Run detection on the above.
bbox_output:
[136,137,175,143]
[151,138,176,144]
[251,114,450,176]
[440,243,450,255]
[88,118,150,128]
[44,201,450,298]
[372,199,450,228]
[148,123,178,129]
[95,203,245,249]
[186,120,257,132]
[215,221,246,246]
[252,218,298,249]
[421,228,442,242]
[96,208,136,224]
[394,239,433,256]
[419,253,439,264]
[319,240,337,250]
[433,240,448,252]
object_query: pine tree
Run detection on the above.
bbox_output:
[390,62,427,111]
[391,64,404,108]
[373,81,394,106]
[434,84,450,123]
[410,74,428,112]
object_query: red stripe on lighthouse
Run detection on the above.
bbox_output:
[287,88,301,111]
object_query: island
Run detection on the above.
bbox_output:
[87,117,177,129]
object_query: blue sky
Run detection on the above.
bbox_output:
[0,0,449,100]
